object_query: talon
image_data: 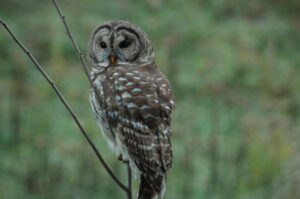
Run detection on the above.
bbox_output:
[117,154,129,164]
[118,154,123,161]
[123,159,129,164]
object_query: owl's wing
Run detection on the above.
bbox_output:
[100,65,175,174]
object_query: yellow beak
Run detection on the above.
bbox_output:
[110,55,116,64]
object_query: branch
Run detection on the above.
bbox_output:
[126,162,132,199]
[0,18,129,193]
[51,1,132,198]
[52,0,95,94]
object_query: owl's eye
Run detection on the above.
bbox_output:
[99,41,107,49]
[119,40,131,48]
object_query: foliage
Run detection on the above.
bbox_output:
[1,0,300,198]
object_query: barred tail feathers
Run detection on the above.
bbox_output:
[138,174,166,199]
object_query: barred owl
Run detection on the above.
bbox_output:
[88,20,175,199]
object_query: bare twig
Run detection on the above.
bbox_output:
[127,162,132,199]
[51,1,133,198]
[52,0,91,85]
[0,18,129,193]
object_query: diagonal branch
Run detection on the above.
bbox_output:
[0,18,129,193]
[52,0,91,83]
[126,162,132,199]
[52,0,96,97]
[51,1,132,198]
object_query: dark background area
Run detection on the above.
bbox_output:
[1,0,300,198]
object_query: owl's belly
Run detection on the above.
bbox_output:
[89,90,131,163]
[90,91,116,150]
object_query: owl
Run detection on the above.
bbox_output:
[88,20,175,199]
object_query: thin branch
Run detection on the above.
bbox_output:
[0,18,129,193]
[127,162,132,199]
[51,0,94,92]
[51,0,133,197]
[51,0,132,195]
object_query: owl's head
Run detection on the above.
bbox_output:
[88,20,155,68]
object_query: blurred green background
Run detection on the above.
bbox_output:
[1,0,300,198]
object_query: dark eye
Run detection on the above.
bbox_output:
[99,41,107,49]
[119,40,131,48]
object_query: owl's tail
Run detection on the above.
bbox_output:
[138,173,166,199]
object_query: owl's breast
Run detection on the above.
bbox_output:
[91,64,174,132]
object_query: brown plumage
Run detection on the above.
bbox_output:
[88,20,175,199]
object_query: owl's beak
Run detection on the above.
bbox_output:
[110,55,116,64]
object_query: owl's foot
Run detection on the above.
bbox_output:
[118,154,129,164]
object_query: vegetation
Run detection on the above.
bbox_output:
[1,0,300,198]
